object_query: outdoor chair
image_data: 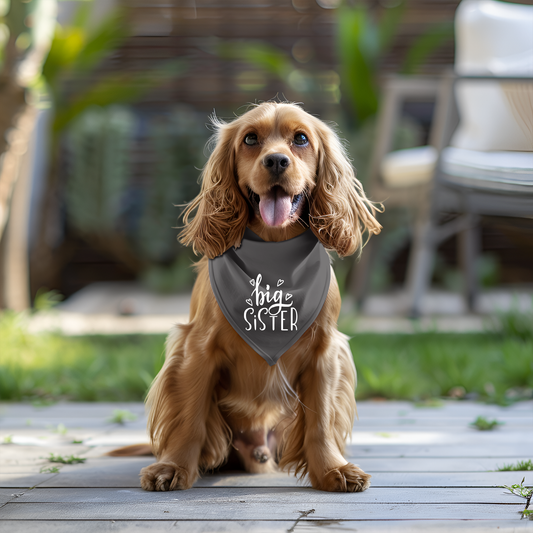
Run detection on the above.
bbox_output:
[352,0,533,317]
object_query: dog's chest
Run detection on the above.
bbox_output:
[217,357,297,414]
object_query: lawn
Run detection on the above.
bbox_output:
[1,309,532,404]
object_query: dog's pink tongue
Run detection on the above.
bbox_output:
[259,187,292,227]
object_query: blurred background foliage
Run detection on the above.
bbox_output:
[0,0,482,301]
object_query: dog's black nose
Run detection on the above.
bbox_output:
[263,153,290,175]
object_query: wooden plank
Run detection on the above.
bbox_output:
[0,431,109,446]
[1,400,529,420]
[342,457,532,472]
[0,489,27,505]
[353,418,533,427]
[12,487,526,505]
[357,400,533,417]
[7,416,531,430]
[0,501,524,520]
[0,445,92,466]
[0,402,147,418]
[1,520,533,533]
[1,466,50,474]
[194,472,533,488]
[0,521,295,533]
[0,418,147,430]
[35,457,155,488]
[7,456,527,475]
[347,443,533,457]
[1,520,532,533]
[350,430,533,446]
[0,473,58,488]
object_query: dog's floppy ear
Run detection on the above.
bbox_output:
[179,119,249,259]
[309,121,382,257]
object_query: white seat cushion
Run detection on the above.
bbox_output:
[441,147,533,185]
[380,146,438,187]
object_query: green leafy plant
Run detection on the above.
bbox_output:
[38,3,186,135]
[501,478,532,503]
[501,478,533,518]
[337,1,454,124]
[33,288,63,312]
[470,416,502,431]
[337,1,404,123]
[30,1,187,293]
[108,409,137,425]
[498,460,533,472]
[3,434,13,444]
[40,465,60,474]
[63,104,206,286]
[47,453,86,465]
[71,439,83,445]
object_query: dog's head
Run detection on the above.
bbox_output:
[180,102,381,258]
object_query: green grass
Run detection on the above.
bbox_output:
[349,332,533,403]
[0,311,166,401]
[1,309,532,403]
[107,409,138,424]
[498,460,533,472]
[469,416,502,431]
[47,453,86,464]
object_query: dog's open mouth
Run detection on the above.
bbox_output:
[248,186,304,227]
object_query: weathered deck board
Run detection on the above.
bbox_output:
[346,443,533,457]
[0,501,526,520]
[193,472,533,489]
[2,469,530,489]
[11,487,525,504]
[0,473,59,488]
[1,520,533,533]
[3,456,529,475]
[0,489,26,505]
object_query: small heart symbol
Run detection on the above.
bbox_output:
[246,299,253,306]
[277,279,284,287]
[285,293,293,301]
[250,279,255,286]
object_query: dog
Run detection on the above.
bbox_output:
[127,102,381,492]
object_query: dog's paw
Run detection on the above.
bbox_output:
[313,463,371,493]
[140,461,195,491]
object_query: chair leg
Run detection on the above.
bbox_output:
[405,218,436,319]
[347,234,379,309]
[458,214,480,312]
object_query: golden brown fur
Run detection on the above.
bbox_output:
[138,102,381,492]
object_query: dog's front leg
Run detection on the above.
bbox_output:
[140,344,220,491]
[298,342,371,493]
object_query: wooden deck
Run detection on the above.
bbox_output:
[1,400,532,532]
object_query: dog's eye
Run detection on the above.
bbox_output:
[294,133,308,146]
[244,134,258,146]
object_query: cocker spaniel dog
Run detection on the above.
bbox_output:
[133,102,381,492]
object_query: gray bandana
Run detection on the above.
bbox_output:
[209,228,331,366]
